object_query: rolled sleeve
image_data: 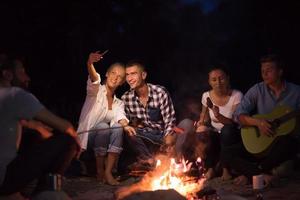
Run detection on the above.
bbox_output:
[86,73,101,96]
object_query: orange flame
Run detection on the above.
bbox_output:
[116,155,205,199]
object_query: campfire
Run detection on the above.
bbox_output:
[116,155,206,200]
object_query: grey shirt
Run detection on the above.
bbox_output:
[0,87,44,184]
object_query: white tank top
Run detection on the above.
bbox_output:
[201,89,243,132]
[103,109,114,123]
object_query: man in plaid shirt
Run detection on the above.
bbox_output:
[120,60,193,165]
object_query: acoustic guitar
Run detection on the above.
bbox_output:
[241,105,300,155]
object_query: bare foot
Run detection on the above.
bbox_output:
[233,175,248,185]
[104,171,120,186]
[221,168,232,181]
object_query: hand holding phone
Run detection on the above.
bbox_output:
[101,49,109,56]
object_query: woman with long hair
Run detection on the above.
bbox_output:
[195,67,243,180]
[77,51,131,185]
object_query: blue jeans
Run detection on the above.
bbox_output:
[125,119,194,161]
[88,122,123,156]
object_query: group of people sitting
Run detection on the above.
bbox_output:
[186,55,300,187]
[76,52,300,188]
[0,52,300,199]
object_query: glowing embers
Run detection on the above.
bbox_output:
[116,155,206,200]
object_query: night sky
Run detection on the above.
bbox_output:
[1,0,300,123]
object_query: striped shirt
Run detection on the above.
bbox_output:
[122,83,176,136]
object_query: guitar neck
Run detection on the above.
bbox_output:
[276,109,300,124]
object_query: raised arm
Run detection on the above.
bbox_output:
[86,51,104,82]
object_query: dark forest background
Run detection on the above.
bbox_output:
[1,0,300,124]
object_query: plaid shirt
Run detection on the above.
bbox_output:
[122,83,176,136]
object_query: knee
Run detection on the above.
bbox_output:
[111,123,124,135]
[220,124,239,146]
[220,124,233,138]
[59,134,78,152]
[221,124,236,133]
[111,123,123,130]
[95,122,110,129]
[94,122,110,135]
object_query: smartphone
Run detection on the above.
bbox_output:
[101,49,109,56]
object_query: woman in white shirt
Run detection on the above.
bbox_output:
[196,67,243,180]
[77,51,134,185]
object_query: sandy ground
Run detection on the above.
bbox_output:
[63,170,300,200]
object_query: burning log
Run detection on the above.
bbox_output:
[129,170,148,177]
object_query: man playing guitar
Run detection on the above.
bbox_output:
[226,54,300,186]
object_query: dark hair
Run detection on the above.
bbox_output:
[260,54,284,69]
[207,66,230,78]
[0,58,25,79]
[126,60,146,72]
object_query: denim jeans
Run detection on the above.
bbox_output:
[88,122,123,156]
[124,118,194,162]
